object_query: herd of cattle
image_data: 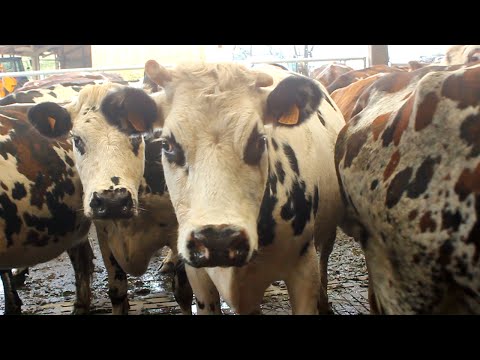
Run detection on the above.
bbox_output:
[1,44,479,315]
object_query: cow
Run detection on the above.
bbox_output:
[16,72,127,92]
[330,73,385,123]
[0,74,127,311]
[26,82,192,315]
[335,62,480,314]
[310,63,354,88]
[444,45,480,65]
[0,103,95,314]
[2,72,176,282]
[142,60,345,314]
[327,64,407,94]
[330,64,437,123]
[407,60,430,71]
[0,72,128,106]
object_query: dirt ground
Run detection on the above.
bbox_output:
[0,226,369,315]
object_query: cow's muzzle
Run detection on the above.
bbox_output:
[89,188,134,219]
[186,224,250,268]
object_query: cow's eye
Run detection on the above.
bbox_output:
[469,53,480,63]
[72,135,86,155]
[258,135,267,150]
[244,133,268,165]
[159,135,185,167]
[160,138,174,154]
[130,135,143,146]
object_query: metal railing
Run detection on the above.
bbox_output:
[0,65,146,79]
[0,56,367,79]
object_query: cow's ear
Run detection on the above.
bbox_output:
[144,60,172,87]
[27,102,72,138]
[264,76,323,126]
[100,87,158,135]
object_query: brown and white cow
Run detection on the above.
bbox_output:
[26,83,193,315]
[335,62,480,314]
[327,64,407,94]
[444,45,480,65]
[0,72,129,107]
[330,73,385,123]
[1,73,131,298]
[310,63,354,88]
[0,103,94,314]
[0,74,126,313]
[16,72,127,92]
[143,60,345,314]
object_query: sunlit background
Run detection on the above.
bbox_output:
[0,45,453,83]
[91,45,450,67]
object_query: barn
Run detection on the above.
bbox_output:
[1,45,477,315]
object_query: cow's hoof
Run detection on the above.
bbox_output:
[326,302,335,315]
[317,301,334,315]
[4,305,22,315]
[111,299,130,315]
[71,303,90,315]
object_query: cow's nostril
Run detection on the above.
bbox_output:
[90,192,104,210]
[89,189,134,219]
[228,249,241,260]
[120,194,133,214]
[190,244,209,262]
[187,225,250,268]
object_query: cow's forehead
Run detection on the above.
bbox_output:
[163,100,264,151]
[69,82,125,115]
[162,64,272,136]
[170,62,260,91]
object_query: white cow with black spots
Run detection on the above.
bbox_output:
[143,60,345,314]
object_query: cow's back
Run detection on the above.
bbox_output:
[336,63,480,314]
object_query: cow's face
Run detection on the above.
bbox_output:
[445,45,480,65]
[28,83,157,220]
[145,61,323,268]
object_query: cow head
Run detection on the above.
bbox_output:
[27,83,158,220]
[144,60,323,268]
[445,45,480,65]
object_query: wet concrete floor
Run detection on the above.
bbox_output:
[0,227,369,315]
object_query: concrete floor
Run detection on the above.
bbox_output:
[0,228,369,315]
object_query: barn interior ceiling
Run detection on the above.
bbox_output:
[0,45,63,57]
[0,45,92,70]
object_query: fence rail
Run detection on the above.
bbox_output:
[0,56,367,79]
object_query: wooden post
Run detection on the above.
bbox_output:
[31,54,41,80]
[368,45,389,66]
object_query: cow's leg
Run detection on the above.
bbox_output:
[97,231,129,315]
[316,226,336,314]
[11,267,29,287]
[172,258,193,315]
[1,270,22,315]
[185,265,221,315]
[368,278,381,314]
[284,240,321,315]
[248,306,262,315]
[159,248,176,274]
[67,241,94,315]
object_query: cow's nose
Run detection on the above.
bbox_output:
[89,188,134,219]
[187,225,250,268]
